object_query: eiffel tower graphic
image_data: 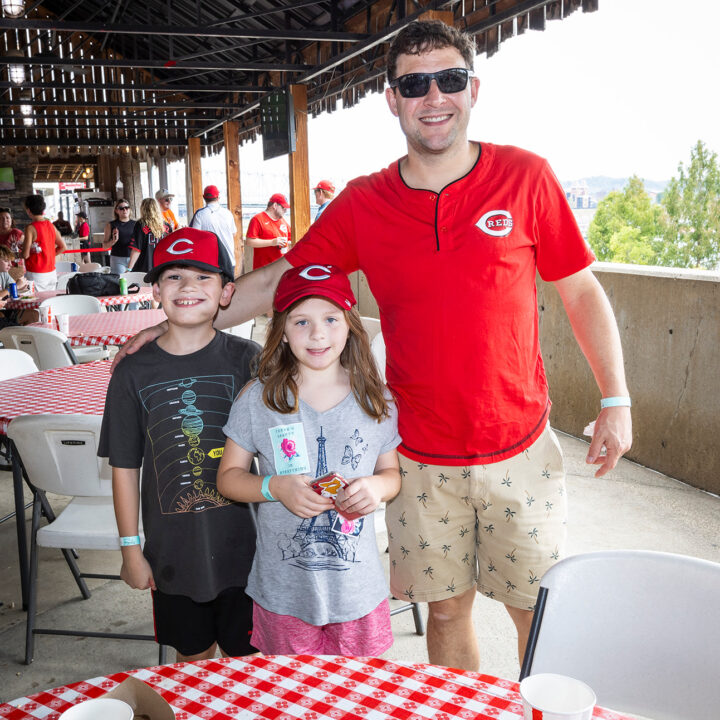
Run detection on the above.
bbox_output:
[288,425,354,566]
[315,426,328,478]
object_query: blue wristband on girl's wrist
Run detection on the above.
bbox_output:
[261,474,277,502]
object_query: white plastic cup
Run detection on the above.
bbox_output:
[57,314,70,335]
[520,673,596,720]
[39,306,51,325]
[59,698,134,720]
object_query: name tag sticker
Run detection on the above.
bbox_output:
[268,422,311,475]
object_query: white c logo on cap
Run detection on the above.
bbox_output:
[167,238,193,255]
[299,264,332,281]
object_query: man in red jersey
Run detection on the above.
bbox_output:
[116,20,631,672]
[245,193,291,270]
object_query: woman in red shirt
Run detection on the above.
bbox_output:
[22,194,66,292]
[0,206,25,269]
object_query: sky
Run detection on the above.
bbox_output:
[234,0,720,201]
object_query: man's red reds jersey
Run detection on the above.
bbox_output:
[287,143,595,465]
[246,211,291,270]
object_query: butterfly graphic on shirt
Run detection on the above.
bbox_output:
[349,429,363,446]
[342,445,362,470]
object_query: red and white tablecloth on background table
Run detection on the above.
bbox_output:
[0,655,630,720]
[31,309,167,347]
[0,361,110,434]
[5,289,153,311]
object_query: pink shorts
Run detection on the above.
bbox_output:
[251,598,392,656]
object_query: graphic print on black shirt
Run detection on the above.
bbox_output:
[139,374,236,514]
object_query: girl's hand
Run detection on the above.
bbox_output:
[335,476,384,517]
[120,548,156,590]
[271,474,334,518]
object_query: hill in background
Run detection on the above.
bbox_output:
[564,176,669,202]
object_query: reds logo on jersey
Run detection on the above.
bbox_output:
[476,210,513,237]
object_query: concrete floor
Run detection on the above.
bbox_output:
[1,429,718,704]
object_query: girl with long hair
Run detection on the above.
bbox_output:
[218,264,401,656]
[128,198,170,273]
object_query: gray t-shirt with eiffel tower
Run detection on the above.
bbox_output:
[223,380,400,625]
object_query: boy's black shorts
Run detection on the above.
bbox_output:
[152,586,256,657]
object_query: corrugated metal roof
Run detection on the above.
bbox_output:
[0,0,596,159]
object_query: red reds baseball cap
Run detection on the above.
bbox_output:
[144,227,235,284]
[274,264,356,312]
[269,193,290,209]
[313,180,335,194]
[203,185,220,199]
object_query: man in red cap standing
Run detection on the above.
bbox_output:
[245,193,291,270]
[313,180,336,222]
[190,185,239,274]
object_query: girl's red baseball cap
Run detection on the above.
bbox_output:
[274,264,356,312]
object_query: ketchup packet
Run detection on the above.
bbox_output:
[311,471,361,520]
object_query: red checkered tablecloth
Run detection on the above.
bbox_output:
[31,309,167,347]
[0,361,110,434]
[5,289,153,310]
[4,291,60,311]
[0,655,630,720]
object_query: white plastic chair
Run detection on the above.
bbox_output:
[120,271,151,287]
[520,550,720,720]
[0,326,77,370]
[55,271,78,292]
[6,414,164,665]
[370,331,386,382]
[55,261,74,272]
[40,294,104,315]
[79,262,102,273]
[39,295,108,362]
[0,349,39,380]
[360,316,381,342]
[225,319,255,340]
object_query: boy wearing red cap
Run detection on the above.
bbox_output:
[245,193,291,270]
[99,228,259,662]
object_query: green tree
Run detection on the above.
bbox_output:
[660,140,720,269]
[588,175,663,264]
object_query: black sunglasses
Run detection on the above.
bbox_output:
[117,205,130,210]
[390,68,475,98]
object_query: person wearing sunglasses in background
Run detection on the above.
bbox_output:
[155,189,180,232]
[103,199,135,274]
[116,20,632,673]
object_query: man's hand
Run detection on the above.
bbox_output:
[272,474,334,518]
[111,321,168,372]
[120,547,156,590]
[586,406,632,477]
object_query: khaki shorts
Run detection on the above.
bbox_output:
[386,425,567,610]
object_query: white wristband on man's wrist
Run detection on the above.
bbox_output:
[600,396,631,409]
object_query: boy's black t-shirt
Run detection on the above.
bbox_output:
[99,331,260,602]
